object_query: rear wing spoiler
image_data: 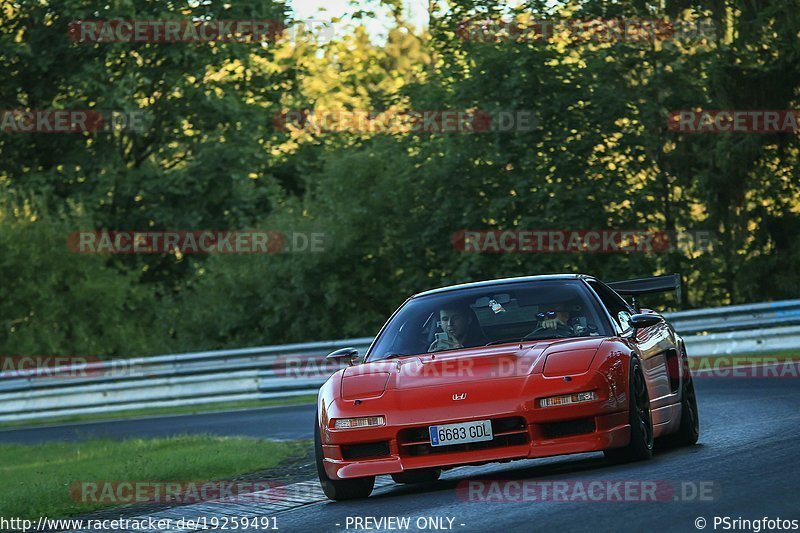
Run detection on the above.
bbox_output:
[607,274,682,310]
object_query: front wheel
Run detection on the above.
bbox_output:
[604,357,654,463]
[315,417,375,500]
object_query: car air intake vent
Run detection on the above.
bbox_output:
[540,417,596,439]
[341,441,391,460]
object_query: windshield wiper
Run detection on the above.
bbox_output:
[484,338,525,346]
[377,353,411,361]
[522,332,572,341]
[486,332,573,346]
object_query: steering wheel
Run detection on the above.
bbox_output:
[523,322,574,340]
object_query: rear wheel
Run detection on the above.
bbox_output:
[604,357,654,463]
[391,468,441,484]
[314,417,375,500]
[666,377,700,447]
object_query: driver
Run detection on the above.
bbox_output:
[536,302,587,336]
[539,302,571,331]
[428,304,485,352]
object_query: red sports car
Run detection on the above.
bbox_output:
[315,274,700,500]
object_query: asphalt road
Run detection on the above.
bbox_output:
[4,375,799,533]
[233,376,799,533]
[0,403,317,444]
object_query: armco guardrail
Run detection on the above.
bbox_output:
[1,300,797,423]
[666,299,800,334]
[0,338,373,423]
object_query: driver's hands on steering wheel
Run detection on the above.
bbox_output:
[524,319,573,340]
[541,318,568,330]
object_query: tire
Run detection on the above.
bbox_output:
[391,468,441,484]
[667,377,700,447]
[314,416,375,501]
[604,356,654,463]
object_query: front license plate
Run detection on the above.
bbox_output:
[429,420,493,447]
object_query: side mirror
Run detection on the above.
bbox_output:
[629,313,662,330]
[326,347,359,366]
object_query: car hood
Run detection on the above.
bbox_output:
[342,337,605,395]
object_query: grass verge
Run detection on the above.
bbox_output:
[0,395,317,430]
[1,435,312,520]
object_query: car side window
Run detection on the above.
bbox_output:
[587,281,633,332]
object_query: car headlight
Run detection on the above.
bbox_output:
[538,391,597,408]
[333,416,386,429]
[543,349,597,376]
[341,373,390,399]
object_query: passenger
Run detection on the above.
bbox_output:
[428,304,486,352]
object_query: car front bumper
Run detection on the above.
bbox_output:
[320,370,630,480]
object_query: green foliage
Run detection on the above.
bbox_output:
[1,0,799,356]
[0,198,166,356]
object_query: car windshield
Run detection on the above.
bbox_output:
[367,279,613,362]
